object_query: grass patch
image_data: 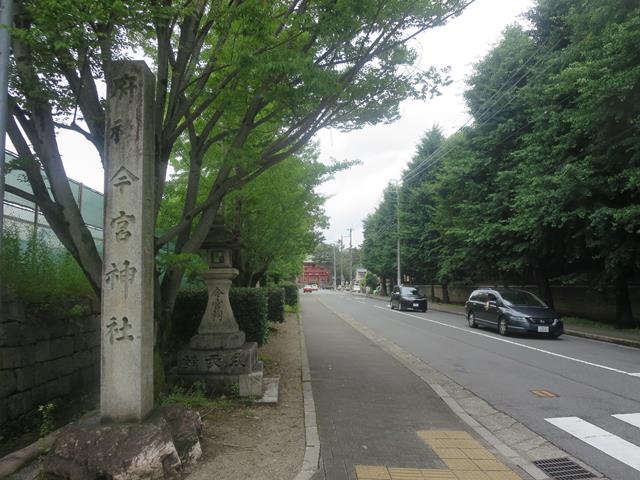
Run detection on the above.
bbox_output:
[284,304,299,314]
[563,317,640,339]
[259,354,274,369]
[160,383,237,412]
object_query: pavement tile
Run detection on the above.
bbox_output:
[418,430,455,441]
[447,431,473,440]
[427,439,468,449]
[472,460,509,471]
[431,448,468,459]
[484,472,522,480]
[447,439,484,449]
[388,467,425,479]
[452,471,492,480]
[442,458,479,471]
[419,470,457,479]
[355,465,391,479]
[463,449,496,460]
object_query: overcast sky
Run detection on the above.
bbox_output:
[316,0,534,247]
[49,0,534,247]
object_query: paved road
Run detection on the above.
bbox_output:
[308,290,640,480]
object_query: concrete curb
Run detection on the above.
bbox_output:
[294,309,320,480]
[349,292,640,349]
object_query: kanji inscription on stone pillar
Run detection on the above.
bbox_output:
[101,61,155,422]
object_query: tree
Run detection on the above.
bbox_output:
[7,0,475,364]
[400,125,445,284]
[362,184,399,294]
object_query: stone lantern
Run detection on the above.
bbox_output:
[172,215,263,397]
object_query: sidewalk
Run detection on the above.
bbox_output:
[301,295,527,480]
[354,293,640,349]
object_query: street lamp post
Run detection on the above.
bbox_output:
[395,181,401,286]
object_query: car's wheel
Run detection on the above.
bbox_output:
[390,301,394,309]
[468,311,477,328]
[498,317,509,336]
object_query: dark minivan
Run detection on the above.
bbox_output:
[465,288,563,337]
[390,285,428,312]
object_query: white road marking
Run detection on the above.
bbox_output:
[613,413,640,429]
[546,416,640,471]
[371,305,638,377]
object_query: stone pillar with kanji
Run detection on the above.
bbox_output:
[101,61,155,422]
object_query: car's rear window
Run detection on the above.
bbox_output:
[500,290,547,307]
[401,287,420,296]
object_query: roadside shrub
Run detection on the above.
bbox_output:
[172,287,208,345]
[173,287,269,346]
[266,287,285,323]
[280,282,298,307]
[230,288,269,345]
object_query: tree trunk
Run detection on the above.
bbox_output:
[441,281,450,304]
[614,271,635,329]
[531,258,554,309]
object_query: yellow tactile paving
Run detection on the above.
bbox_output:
[388,467,424,479]
[356,464,391,479]
[432,448,468,459]
[442,458,480,471]
[356,430,523,480]
[447,439,485,449]
[420,470,458,479]
[473,460,509,471]
[485,472,522,480]
[419,471,457,479]
[452,471,492,480]
[464,449,496,460]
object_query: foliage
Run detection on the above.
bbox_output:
[266,287,285,323]
[7,0,472,339]
[38,402,56,438]
[362,0,640,327]
[1,227,94,306]
[229,288,269,346]
[280,282,299,307]
[363,272,379,290]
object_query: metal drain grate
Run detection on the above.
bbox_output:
[533,458,594,480]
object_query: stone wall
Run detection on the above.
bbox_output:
[0,301,100,432]
[416,284,639,323]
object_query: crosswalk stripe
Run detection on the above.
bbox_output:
[613,413,640,429]
[546,416,640,472]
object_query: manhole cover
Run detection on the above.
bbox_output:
[533,458,594,479]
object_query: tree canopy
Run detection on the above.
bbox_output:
[362,0,640,327]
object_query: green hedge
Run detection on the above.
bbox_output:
[173,287,269,346]
[229,288,269,345]
[266,287,285,323]
[280,282,298,307]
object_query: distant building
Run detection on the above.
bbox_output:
[299,261,330,287]
[355,268,367,283]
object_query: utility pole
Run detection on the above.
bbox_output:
[348,228,353,288]
[332,243,337,289]
[339,235,346,286]
[395,182,401,286]
[0,0,13,308]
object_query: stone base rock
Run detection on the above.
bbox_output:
[43,404,202,480]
